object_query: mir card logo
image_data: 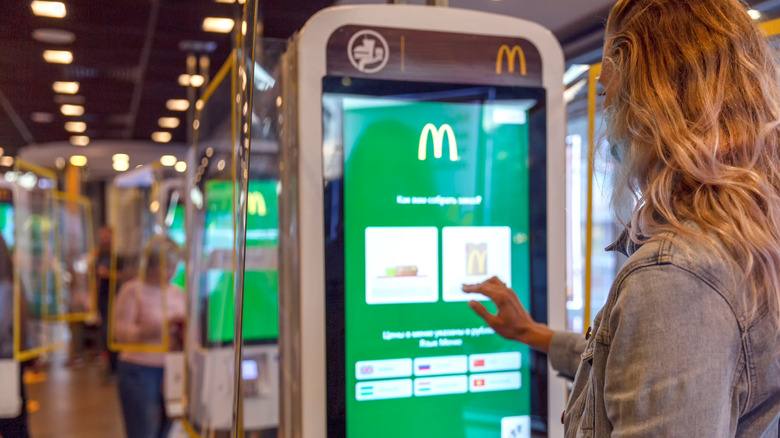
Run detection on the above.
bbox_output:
[348,30,390,74]
[418,123,459,161]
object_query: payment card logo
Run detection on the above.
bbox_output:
[348,30,390,74]
[418,123,458,161]
[360,365,374,376]
[496,45,527,75]
[466,243,488,276]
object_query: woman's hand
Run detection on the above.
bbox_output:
[463,276,553,352]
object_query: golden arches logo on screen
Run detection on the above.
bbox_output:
[496,45,527,75]
[418,123,458,161]
[247,192,267,216]
[466,243,487,276]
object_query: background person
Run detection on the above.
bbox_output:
[0,235,30,438]
[114,236,185,438]
[466,0,780,435]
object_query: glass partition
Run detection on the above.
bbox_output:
[12,161,63,361]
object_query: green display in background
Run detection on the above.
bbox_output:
[341,96,533,438]
[204,180,279,343]
[167,204,186,248]
[0,203,14,249]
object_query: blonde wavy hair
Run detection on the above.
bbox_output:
[605,0,780,320]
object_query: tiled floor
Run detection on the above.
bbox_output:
[26,360,125,438]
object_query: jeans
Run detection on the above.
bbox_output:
[117,361,170,438]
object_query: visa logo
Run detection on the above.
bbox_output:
[418,365,431,371]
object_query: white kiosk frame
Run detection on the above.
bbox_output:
[281,5,566,437]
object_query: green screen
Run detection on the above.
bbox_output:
[204,180,279,343]
[338,94,537,438]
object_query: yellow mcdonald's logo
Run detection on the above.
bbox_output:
[496,45,527,76]
[247,191,267,216]
[418,123,458,161]
[466,243,487,276]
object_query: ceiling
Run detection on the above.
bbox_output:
[4,0,780,180]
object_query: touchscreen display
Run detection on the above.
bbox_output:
[324,78,547,438]
[203,180,279,345]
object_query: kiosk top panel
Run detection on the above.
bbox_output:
[326,25,543,87]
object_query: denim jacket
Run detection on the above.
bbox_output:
[548,231,780,437]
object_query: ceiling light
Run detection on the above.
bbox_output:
[0,157,14,167]
[31,1,66,18]
[61,104,84,116]
[53,81,79,94]
[65,121,86,133]
[203,17,235,34]
[113,161,129,172]
[150,200,160,213]
[43,50,72,64]
[158,117,180,129]
[32,28,75,44]
[189,75,205,87]
[69,155,87,167]
[166,99,189,111]
[748,9,761,20]
[112,153,129,162]
[160,155,177,166]
[152,132,172,143]
[174,161,187,173]
[215,0,235,3]
[0,148,4,157]
[178,74,205,87]
[69,135,89,146]
[31,112,54,123]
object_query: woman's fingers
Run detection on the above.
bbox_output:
[468,300,496,325]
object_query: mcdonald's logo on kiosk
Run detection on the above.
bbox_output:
[496,45,527,75]
[418,123,459,161]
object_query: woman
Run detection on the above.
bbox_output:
[0,235,30,438]
[114,236,186,438]
[465,0,780,436]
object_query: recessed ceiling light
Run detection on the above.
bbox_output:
[178,74,205,87]
[215,0,235,3]
[61,104,84,116]
[43,50,72,64]
[69,135,89,146]
[65,121,86,133]
[31,112,54,123]
[113,161,129,172]
[0,157,14,167]
[53,81,79,94]
[203,17,235,34]
[32,28,75,44]
[166,99,189,111]
[31,1,66,18]
[158,117,180,129]
[160,155,177,166]
[112,153,129,162]
[152,132,173,143]
[174,161,187,173]
[748,9,761,20]
[69,155,87,167]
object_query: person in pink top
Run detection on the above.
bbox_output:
[114,236,186,438]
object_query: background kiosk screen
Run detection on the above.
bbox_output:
[323,77,548,437]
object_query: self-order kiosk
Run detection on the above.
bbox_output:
[279,5,566,437]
